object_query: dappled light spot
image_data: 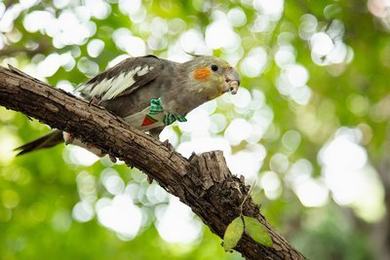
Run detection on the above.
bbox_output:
[205,11,241,50]
[227,7,247,27]
[113,28,146,56]
[2,189,20,209]
[168,18,186,35]
[260,171,282,200]
[282,130,302,153]
[252,14,272,33]
[101,168,125,196]
[146,183,169,205]
[226,144,266,182]
[151,17,168,38]
[224,118,252,145]
[285,159,312,189]
[253,0,284,21]
[76,171,97,203]
[285,64,309,87]
[311,32,334,57]
[0,107,16,122]
[180,29,208,55]
[368,0,390,30]
[300,17,354,67]
[56,80,74,93]
[276,63,312,105]
[77,57,99,77]
[147,17,169,51]
[319,128,367,170]
[177,137,231,159]
[209,113,227,134]
[107,54,131,69]
[319,128,385,221]
[369,95,390,122]
[96,195,143,240]
[36,54,62,78]
[84,0,111,20]
[249,106,273,140]
[34,52,75,79]
[269,153,289,173]
[155,197,202,244]
[119,0,142,16]
[159,126,179,147]
[249,89,266,109]
[0,128,19,165]
[178,106,211,138]
[294,178,329,207]
[25,9,96,48]
[285,159,329,207]
[240,47,267,78]
[87,39,105,58]
[53,0,70,9]
[299,14,318,40]
[0,3,5,20]
[274,44,296,68]
[0,4,23,32]
[347,94,370,117]
[51,209,72,233]
[72,200,94,223]
[64,145,99,167]
[23,10,53,33]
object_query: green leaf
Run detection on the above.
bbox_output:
[223,216,244,251]
[243,216,273,247]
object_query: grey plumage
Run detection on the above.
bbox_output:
[15,130,63,156]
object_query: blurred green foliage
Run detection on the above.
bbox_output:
[1,0,389,259]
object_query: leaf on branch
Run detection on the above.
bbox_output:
[223,216,244,251]
[243,216,273,247]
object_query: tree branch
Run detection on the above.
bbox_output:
[0,66,304,260]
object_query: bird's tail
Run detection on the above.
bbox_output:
[15,130,64,156]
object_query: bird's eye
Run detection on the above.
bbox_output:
[211,64,219,72]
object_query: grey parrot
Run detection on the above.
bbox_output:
[16,55,240,155]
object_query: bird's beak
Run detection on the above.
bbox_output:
[223,67,240,95]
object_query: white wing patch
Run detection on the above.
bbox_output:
[78,65,153,101]
[89,78,113,97]
[137,66,153,76]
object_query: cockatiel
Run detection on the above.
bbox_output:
[15,55,240,156]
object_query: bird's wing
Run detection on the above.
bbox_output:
[77,55,164,102]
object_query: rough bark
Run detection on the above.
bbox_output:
[0,66,305,260]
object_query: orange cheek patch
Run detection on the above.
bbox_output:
[193,68,211,81]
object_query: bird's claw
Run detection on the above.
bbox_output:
[109,154,117,163]
[162,139,174,152]
[88,97,99,106]
[63,132,74,145]
[147,175,154,184]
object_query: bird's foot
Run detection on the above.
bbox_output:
[162,139,175,159]
[162,139,174,151]
[64,132,113,161]
[88,97,100,106]
[147,175,154,184]
[63,132,74,145]
[108,154,117,163]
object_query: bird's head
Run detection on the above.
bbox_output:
[184,56,240,100]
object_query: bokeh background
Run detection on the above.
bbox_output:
[0,0,389,259]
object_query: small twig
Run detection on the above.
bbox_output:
[239,178,258,213]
